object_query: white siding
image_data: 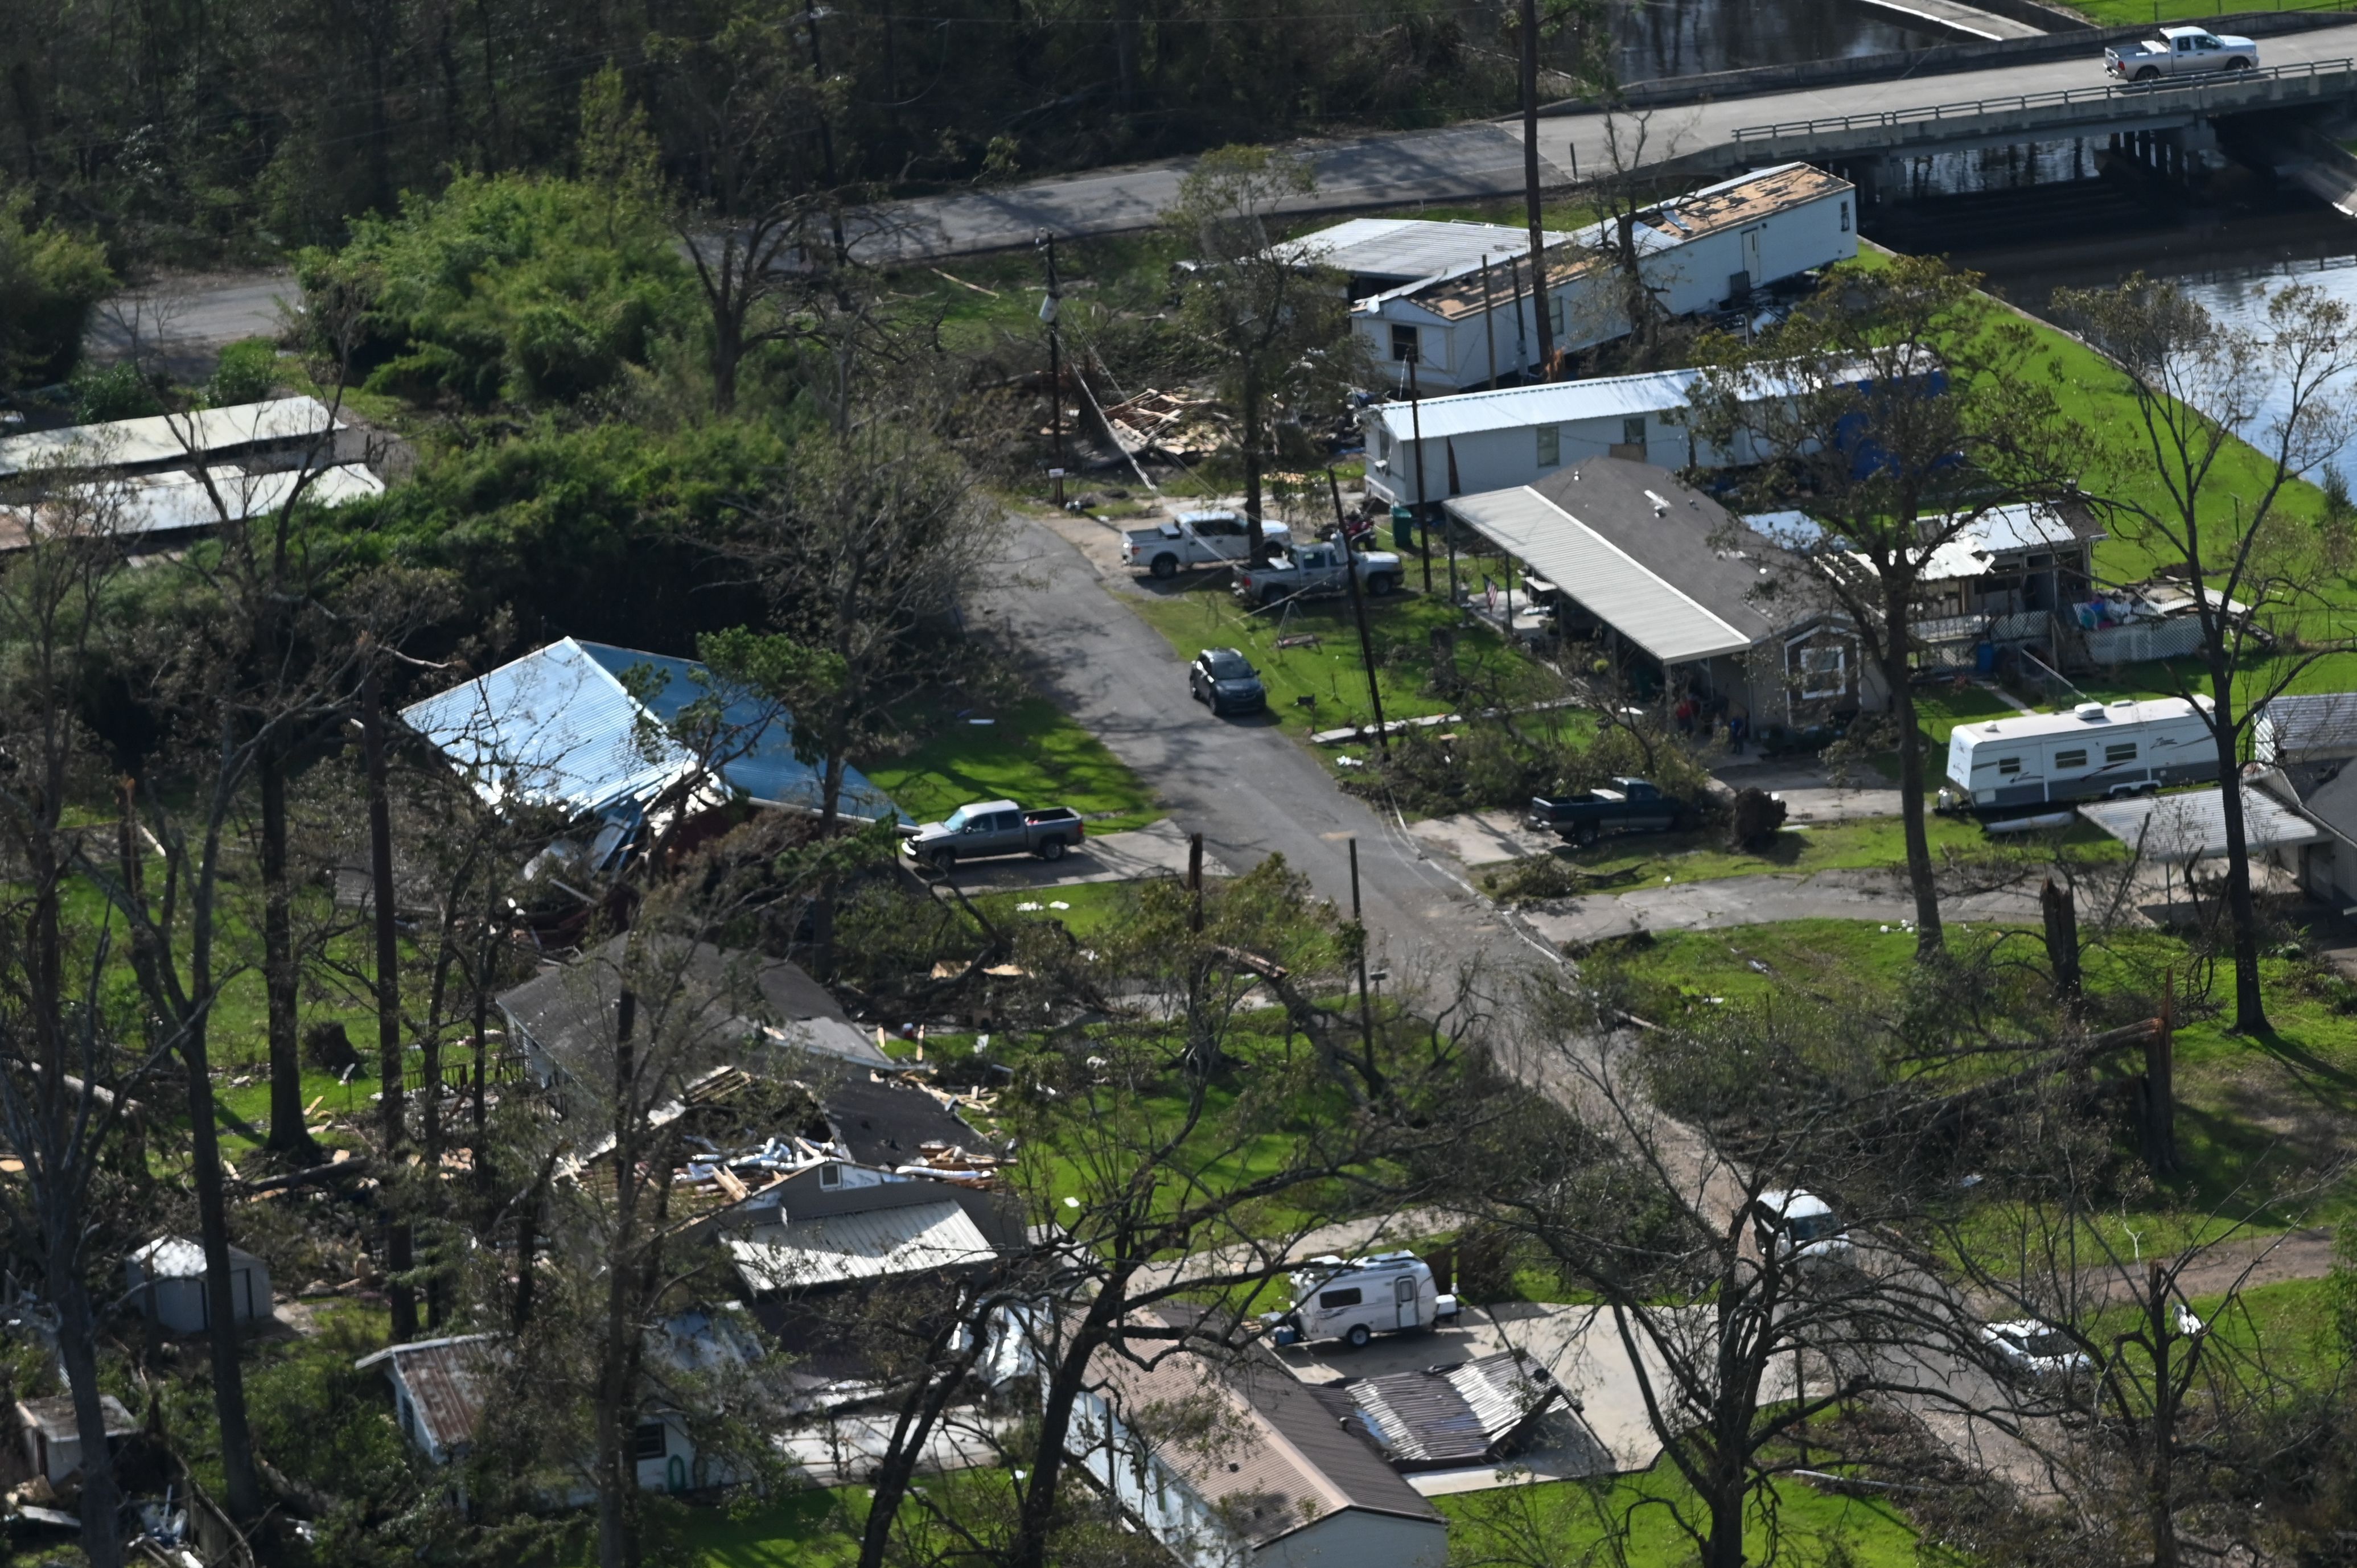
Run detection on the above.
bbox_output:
[1258,1508,1449,1568]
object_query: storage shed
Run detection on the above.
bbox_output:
[1354,164,1856,392]
[16,1395,137,1485]
[125,1236,270,1334]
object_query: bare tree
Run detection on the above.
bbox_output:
[2053,275,2357,1033]
[1688,255,2081,957]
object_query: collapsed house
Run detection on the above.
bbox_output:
[400,636,904,883]
[1329,1350,1565,1473]
[1351,164,1856,393]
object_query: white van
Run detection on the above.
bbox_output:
[1750,1189,1854,1270]
[1941,697,2217,818]
[1276,1252,1459,1349]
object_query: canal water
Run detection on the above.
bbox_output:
[1599,0,1941,87]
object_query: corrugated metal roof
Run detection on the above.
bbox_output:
[2078,785,2326,865]
[1,463,381,548]
[0,397,342,478]
[1342,1351,1562,1469]
[2256,693,2357,764]
[1371,369,1705,443]
[727,1199,996,1290]
[355,1335,506,1454]
[400,638,904,824]
[1447,483,1757,664]
[1272,217,1567,286]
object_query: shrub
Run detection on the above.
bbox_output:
[207,337,281,406]
[0,192,114,388]
[70,359,163,421]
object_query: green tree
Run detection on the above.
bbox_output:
[1166,147,1363,565]
[0,192,110,388]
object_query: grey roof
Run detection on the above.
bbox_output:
[1089,1314,1444,1548]
[497,935,892,1094]
[2077,785,2327,865]
[1372,368,1706,443]
[819,1074,986,1166]
[1339,1349,1564,1470]
[2255,693,2357,764]
[1447,458,1797,665]
[726,1199,998,1292]
[2295,763,2357,845]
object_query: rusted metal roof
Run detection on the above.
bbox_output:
[355,1335,505,1454]
[1338,1349,1563,1470]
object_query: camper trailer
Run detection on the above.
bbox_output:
[1941,697,2218,818]
[1276,1252,1459,1349]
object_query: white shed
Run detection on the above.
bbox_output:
[1355,163,1857,393]
[125,1236,270,1334]
[16,1395,138,1485]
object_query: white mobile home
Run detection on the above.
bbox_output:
[1355,163,1856,392]
[1270,216,1566,302]
[1942,697,2219,817]
[1363,367,1771,507]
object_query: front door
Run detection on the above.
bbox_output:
[1395,1277,1418,1330]
[1741,226,1765,292]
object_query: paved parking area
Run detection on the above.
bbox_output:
[928,817,1229,890]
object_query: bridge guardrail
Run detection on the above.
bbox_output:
[1731,54,2357,143]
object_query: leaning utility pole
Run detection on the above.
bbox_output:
[1039,230,1066,506]
[1520,0,1556,378]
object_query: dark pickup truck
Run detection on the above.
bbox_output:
[1527,779,1686,846]
[902,800,1086,871]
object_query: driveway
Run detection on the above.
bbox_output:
[1519,867,2047,948]
[925,818,1229,890]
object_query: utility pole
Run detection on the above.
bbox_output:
[1406,351,1432,595]
[362,662,417,1343]
[1330,468,1388,751]
[803,0,849,261]
[1481,254,1499,390]
[1520,0,1556,379]
[1039,231,1066,507]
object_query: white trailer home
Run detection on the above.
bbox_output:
[1363,367,1776,507]
[1941,697,2219,818]
[1353,163,1857,393]
[1270,216,1566,302]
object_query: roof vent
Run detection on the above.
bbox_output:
[1644,489,1671,516]
[2075,702,2105,721]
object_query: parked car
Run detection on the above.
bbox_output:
[1272,1252,1459,1350]
[1749,1189,1855,1271]
[1120,511,1290,578]
[1231,541,1402,606]
[2105,26,2256,81]
[902,801,1085,871]
[1189,648,1267,714]
[1981,1319,2091,1381]
[1526,778,1686,845]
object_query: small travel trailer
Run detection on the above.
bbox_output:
[1941,697,2218,818]
[1276,1251,1459,1349]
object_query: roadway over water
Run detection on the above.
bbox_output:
[857,19,2357,261]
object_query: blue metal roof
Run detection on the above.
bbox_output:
[400,637,905,824]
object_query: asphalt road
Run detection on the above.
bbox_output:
[972,512,1554,987]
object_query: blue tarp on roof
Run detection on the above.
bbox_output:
[400,637,905,824]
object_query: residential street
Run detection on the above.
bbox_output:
[974,511,1558,985]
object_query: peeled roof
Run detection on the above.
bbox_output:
[1272,217,1567,288]
[726,1199,997,1291]
[400,637,903,824]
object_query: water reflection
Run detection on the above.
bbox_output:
[1596,0,1939,85]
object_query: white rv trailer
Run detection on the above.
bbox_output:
[1942,697,2218,817]
[1277,1251,1458,1349]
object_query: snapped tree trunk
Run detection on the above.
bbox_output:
[2042,878,2081,1013]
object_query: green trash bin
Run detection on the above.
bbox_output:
[1391,504,1420,551]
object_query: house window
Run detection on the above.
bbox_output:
[1795,644,1845,700]
[1376,426,1392,460]
[1622,417,1647,448]
[1549,294,1567,338]
[1318,1287,1363,1310]
[1536,425,1561,468]
[1997,757,2022,776]
[2106,742,2139,764]
[818,1163,841,1189]
[399,1389,417,1443]
[634,1422,669,1461]
[1389,324,1420,364]
[2055,749,2088,770]
[1840,200,1851,233]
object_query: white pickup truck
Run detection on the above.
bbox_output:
[2105,26,2257,82]
[1231,540,1403,604]
[1119,510,1290,578]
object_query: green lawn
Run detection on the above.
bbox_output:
[1128,572,1587,774]
[861,693,1161,833]
[2070,0,2340,22]
[969,877,1146,938]
[647,1490,862,1568]
[1438,1465,1948,1567]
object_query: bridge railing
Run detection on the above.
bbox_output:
[1731,54,2357,143]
